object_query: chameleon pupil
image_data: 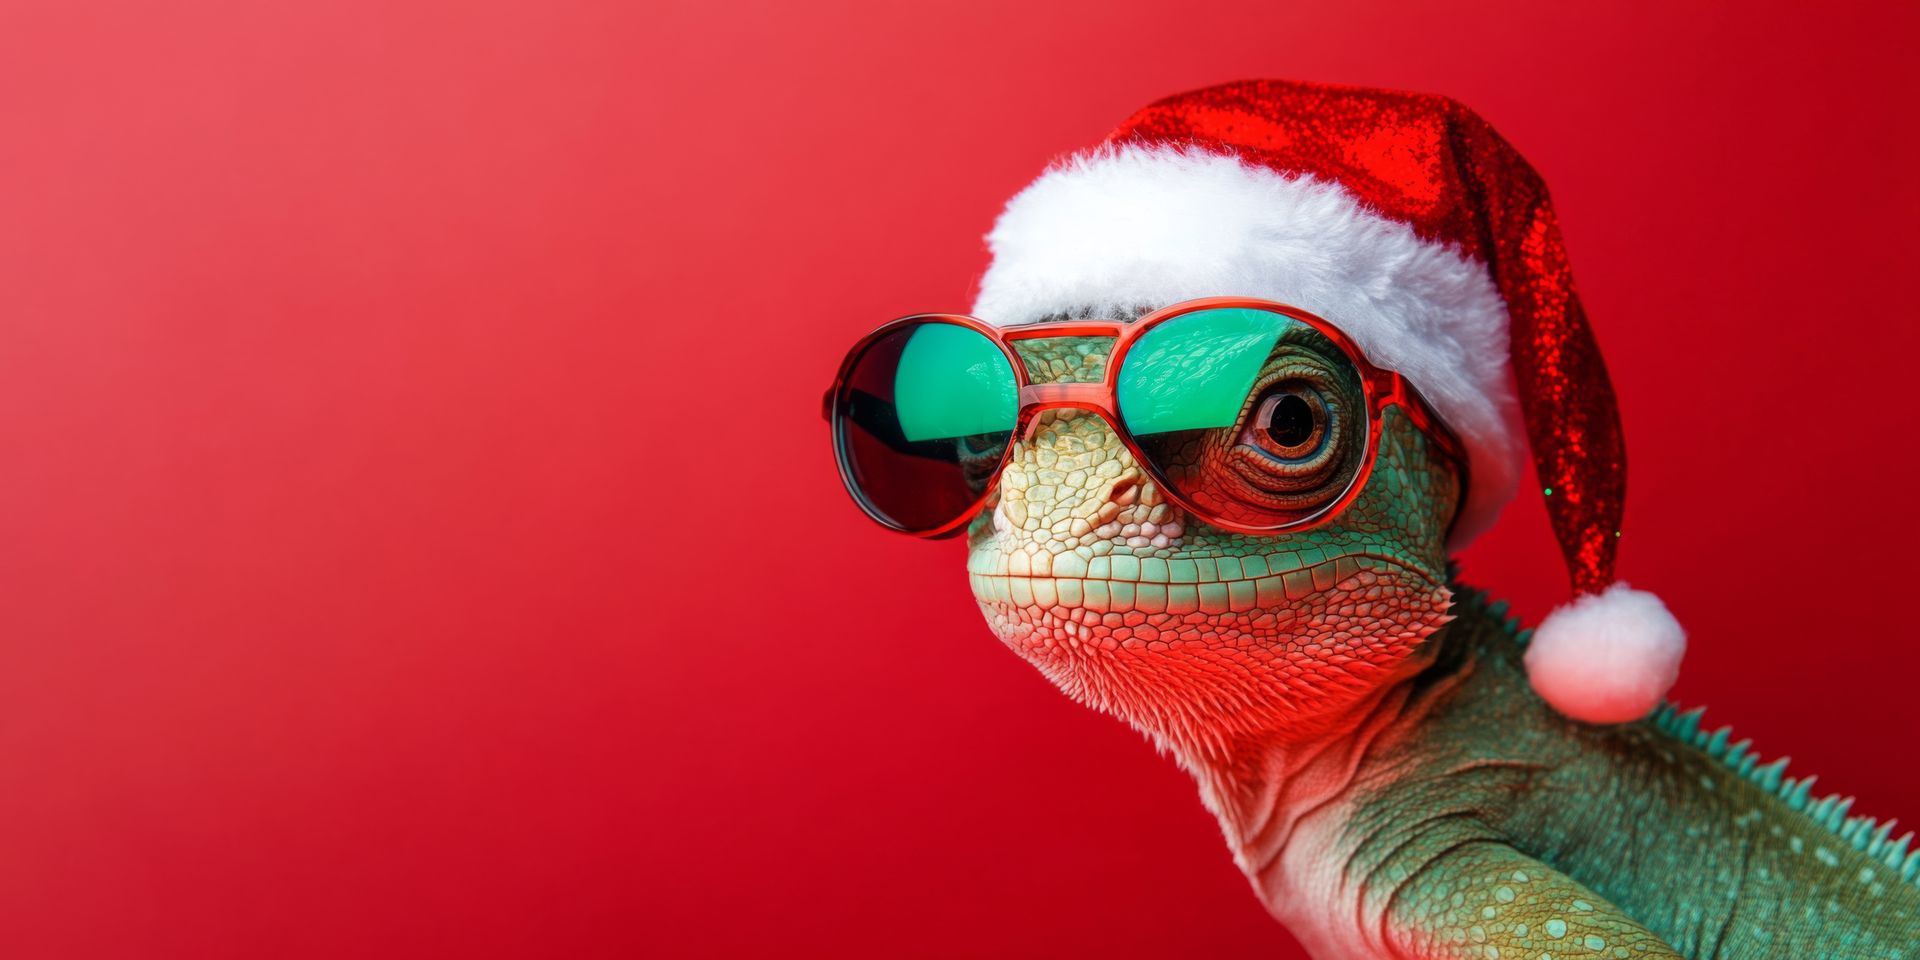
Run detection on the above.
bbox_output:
[1266,393,1316,449]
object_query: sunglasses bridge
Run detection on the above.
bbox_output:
[1013,382,1122,440]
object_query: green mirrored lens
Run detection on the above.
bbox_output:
[837,320,1020,533]
[1116,308,1297,435]
[892,323,1019,441]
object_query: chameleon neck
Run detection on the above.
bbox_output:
[1181,584,1920,956]
[1177,593,1473,890]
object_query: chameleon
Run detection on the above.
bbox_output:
[835,81,1920,957]
[960,334,1919,958]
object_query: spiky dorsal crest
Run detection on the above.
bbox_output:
[1650,701,1920,887]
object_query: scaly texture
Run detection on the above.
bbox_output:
[951,337,1918,958]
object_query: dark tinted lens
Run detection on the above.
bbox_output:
[1116,308,1368,529]
[834,321,1019,532]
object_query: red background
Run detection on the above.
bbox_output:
[2,1,1917,956]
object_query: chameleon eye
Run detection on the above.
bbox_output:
[1230,376,1349,497]
[1246,383,1328,461]
[1207,369,1363,521]
[1115,306,1367,529]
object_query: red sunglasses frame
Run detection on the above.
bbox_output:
[824,296,1466,540]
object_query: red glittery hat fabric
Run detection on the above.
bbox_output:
[1107,79,1625,596]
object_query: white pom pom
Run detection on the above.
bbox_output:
[1524,583,1685,724]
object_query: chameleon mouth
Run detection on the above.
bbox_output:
[968,547,1438,652]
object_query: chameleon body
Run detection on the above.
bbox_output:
[960,336,1919,958]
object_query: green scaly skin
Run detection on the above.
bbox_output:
[958,336,1919,958]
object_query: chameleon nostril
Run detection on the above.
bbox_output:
[1107,473,1167,510]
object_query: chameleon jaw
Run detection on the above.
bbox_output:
[967,542,1451,738]
[970,553,1429,652]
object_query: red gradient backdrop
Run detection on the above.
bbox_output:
[2,1,1916,956]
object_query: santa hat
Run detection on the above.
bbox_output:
[970,79,1683,724]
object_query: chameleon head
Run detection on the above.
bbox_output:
[937,80,1682,739]
[964,335,1462,752]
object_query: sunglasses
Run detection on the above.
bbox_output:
[824,297,1464,539]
